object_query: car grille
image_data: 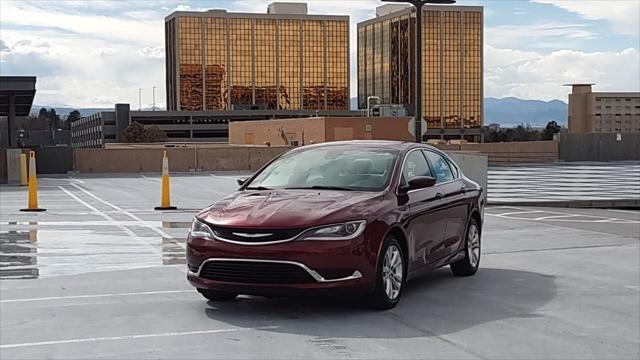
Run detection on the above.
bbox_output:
[199,260,316,284]
[209,225,304,244]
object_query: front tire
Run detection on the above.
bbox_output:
[450,218,481,276]
[369,237,405,310]
[197,288,237,302]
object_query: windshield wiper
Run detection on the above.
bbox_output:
[245,186,273,190]
[285,185,355,191]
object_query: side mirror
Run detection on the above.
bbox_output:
[237,178,248,186]
[402,176,436,192]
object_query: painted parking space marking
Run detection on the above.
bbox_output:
[486,206,640,224]
[68,183,183,249]
[0,289,193,304]
[0,326,279,349]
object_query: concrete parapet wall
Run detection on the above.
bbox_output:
[0,149,7,183]
[73,146,289,173]
[446,151,488,203]
[436,141,558,166]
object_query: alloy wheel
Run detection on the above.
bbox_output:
[467,223,480,268]
[382,244,403,300]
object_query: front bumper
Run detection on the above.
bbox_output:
[186,234,376,296]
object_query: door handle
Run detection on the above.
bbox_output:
[435,192,444,200]
[459,186,467,194]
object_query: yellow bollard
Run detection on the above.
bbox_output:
[155,150,177,210]
[20,151,46,212]
[19,153,28,186]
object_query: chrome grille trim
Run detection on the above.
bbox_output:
[189,258,362,283]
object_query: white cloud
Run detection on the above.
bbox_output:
[136,46,165,59]
[0,1,163,44]
[486,22,597,50]
[485,46,640,101]
[92,47,119,57]
[532,0,640,35]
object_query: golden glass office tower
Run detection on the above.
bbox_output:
[165,6,349,111]
[358,5,483,140]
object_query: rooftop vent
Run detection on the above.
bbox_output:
[267,2,308,15]
[376,4,411,17]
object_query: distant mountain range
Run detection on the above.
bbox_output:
[35,96,568,127]
[349,97,567,128]
[484,97,567,128]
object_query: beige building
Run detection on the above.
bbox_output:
[567,84,640,133]
[229,117,414,146]
[358,4,483,141]
[165,2,349,112]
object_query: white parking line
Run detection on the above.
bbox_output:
[140,174,161,182]
[59,187,140,241]
[492,210,543,216]
[68,183,178,244]
[0,290,193,303]
[0,326,279,349]
[533,214,581,220]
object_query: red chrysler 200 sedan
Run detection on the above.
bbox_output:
[187,140,483,309]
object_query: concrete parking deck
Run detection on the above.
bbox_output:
[1,174,639,359]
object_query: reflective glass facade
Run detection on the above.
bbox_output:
[358,6,483,131]
[166,12,349,111]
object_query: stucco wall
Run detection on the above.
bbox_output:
[228,118,326,146]
[324,117,413,142]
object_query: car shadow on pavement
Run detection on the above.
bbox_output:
[204,267,557,339]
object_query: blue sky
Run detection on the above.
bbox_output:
[0,0,638,108]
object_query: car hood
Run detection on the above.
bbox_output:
[199,190,384,228]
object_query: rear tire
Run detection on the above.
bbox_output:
[369,237,405,310]
[197,288,238,302]
[450,218,481,276]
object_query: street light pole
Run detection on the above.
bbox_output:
[152,86,156,111]
[138,87,142,111]
[382,0,455,142]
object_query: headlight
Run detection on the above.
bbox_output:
[298,220,366,241]
[190,218,215,239]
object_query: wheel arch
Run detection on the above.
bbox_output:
[379,225,409,276]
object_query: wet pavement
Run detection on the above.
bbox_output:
[0,173,639,359]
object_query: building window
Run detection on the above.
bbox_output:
[596,106,601,109]
[605,106,611,109]
[625,98,631,101]
[615,99,621,102]
[595,113,602,116]
[596,98,601,101]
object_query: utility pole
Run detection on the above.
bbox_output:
[138,88,142,111]
[152,86,156,111]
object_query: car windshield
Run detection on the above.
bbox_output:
[246,146,398,191]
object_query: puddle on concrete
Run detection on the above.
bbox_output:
[0,224,187,280]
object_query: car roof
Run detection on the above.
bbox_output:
[296,140,433,152]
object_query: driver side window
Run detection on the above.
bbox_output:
[402,150,432,184]
[423,150,455,184]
